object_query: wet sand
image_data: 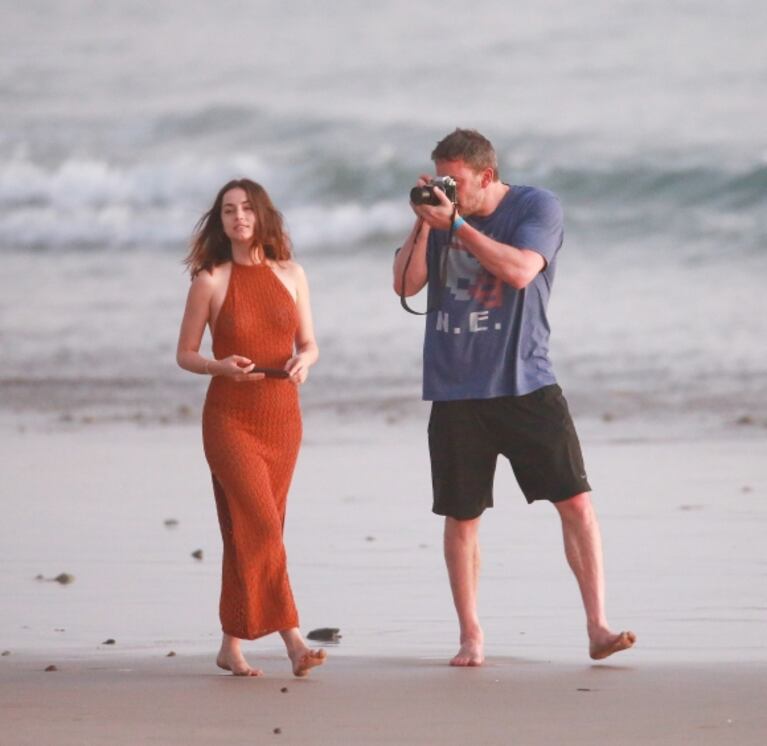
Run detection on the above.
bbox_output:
[1,414,766,743]
[2,652,766,745]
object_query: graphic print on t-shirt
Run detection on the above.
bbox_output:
[445,236,504,312]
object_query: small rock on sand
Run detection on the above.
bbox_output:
[306,627,341,642]
[33,572,75,584]
[166,651,176,657]
[1,650,10,656]
[280,687,288,693]
[273,728,282,735]
[45,665,58,672]
[164,518,180,528]
[102,639,116,645]
[191,549,204,560]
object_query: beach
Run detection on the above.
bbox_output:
[3,0,767,742]
[2,413,766,744]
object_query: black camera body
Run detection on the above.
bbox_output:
[410,176,457,206]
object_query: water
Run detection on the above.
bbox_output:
[1,0,766,434]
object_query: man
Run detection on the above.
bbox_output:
[393,128,635,666]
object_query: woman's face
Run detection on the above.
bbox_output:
[221,188,256,245]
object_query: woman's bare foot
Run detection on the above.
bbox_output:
[450,636,484,667]
[280,627,327,677]
[217,635,263,677]
[589,629,636,660]
[216,652,263,676]
[289,646,327,677]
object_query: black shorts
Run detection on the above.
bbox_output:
[428,385,591,520]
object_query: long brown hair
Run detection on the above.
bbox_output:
[184,179,292,276]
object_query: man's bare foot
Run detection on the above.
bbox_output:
[216,650,263,677]
[450,637,484,667]
[289,647,327,677]
[589,630,636,660]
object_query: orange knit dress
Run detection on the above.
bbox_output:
[202,261,301,640]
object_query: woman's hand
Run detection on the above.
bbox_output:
[285,353,310,384]
[211,355,265,382]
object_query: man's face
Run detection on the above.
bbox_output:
[434,159,488,216]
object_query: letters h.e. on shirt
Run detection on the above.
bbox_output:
[422,185,564,401]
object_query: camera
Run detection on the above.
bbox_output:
[410,176,457,206]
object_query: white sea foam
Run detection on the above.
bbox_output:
[2,149,765,256]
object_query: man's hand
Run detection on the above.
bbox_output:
[411,174,456,231]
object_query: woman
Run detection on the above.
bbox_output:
[177,178,325,677]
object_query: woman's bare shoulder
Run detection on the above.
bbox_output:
[276,259,306,279]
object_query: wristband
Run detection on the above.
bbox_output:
[452,215,466,231]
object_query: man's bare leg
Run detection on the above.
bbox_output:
[280,628,327,677]
[554,492,636,660]
[216,633,263,676]
[444,516,485,666]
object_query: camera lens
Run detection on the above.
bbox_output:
[410,186,429,205]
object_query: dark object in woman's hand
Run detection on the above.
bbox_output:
[250,367,290,379]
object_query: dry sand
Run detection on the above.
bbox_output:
[1,412,766,743]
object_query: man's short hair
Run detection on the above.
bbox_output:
[431,129,499,180]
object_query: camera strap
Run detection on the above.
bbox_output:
[399,207,457,316]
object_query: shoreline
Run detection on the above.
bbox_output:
[2,379,766,446]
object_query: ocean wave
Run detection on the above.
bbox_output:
[1,150,765,253]
[549,160,767,209]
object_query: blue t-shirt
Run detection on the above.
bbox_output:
[422,185,563,401]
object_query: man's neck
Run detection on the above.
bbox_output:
[475,181,510,218]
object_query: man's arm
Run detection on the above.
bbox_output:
[416,188,557,290]
[392,216,431,297]
[451,223,544,290]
